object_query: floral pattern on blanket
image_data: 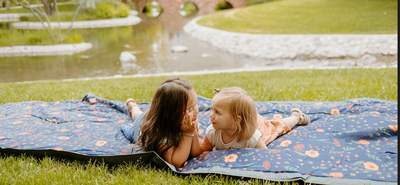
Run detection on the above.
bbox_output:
[0,93,397,183]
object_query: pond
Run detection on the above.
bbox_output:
[0,12,271,83]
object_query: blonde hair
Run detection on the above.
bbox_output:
[212,87,257,142]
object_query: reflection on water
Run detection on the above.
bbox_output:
[0,13,261,83]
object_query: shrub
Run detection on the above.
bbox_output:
[215,1,233,10]
[95,3,117,19]
[28,36,42,45]
[19,16,29,21]
[115,2,130,18]
[65,31,84,44]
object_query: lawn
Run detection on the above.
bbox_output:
[0,68,397,184]
[0,4,78,13]
[197,0,398,34]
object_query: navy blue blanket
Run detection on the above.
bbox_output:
[0,93,397,185]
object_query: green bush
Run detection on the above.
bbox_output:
[115,2,130,17]
[95,3,117,19]
[19,16,29,21]
[28,36,42,45]
[0,29,10,38]
[65,31,83,44]
[215,1,232,10]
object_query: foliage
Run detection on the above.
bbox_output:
[199,0,398,34]
[15,1,130,21]
[94,2,117,19]
[0,4,78,13]
[179,2,197,16]
[115,1,130,17]
[215,1,232,11]
[64,30,83,43]
[27,35,42,44]
[0,26,84,46]
[142,2,162,17]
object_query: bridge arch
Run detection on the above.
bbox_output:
[133,0,247,16]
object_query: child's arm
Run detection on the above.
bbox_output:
[190,118,203,158]
[200,136,213,152]
[254,138,268,149]
[159,136,193,169]
[160,111,198,168]
[190,131,203,158]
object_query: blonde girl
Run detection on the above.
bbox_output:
[201,87,310,151]
[120,77,202,168]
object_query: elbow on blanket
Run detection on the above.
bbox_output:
[170,160,185,169]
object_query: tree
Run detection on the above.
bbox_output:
[10,0,87,43]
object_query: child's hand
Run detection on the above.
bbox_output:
[181,110,197,134]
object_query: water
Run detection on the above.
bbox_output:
[0,11,395,83]
[0,13,266,83]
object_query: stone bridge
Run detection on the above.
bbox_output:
[133,0,246,15]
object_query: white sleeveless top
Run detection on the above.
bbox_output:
[205,124,262,150]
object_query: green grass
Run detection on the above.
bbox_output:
[0,28,83,46]
[0,68,397,183]
[0,4,78,14]
[197,0,398,34]
[0,68,397,104]
[0,154,271,184]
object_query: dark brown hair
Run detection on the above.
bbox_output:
[134,77,193,156]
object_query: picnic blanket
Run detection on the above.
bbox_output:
[0,93,397,185]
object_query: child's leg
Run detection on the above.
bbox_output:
[126,98,143,121]
[282,116,300,129]
[283,108,310,128]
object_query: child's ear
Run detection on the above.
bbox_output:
[237,116,242,122]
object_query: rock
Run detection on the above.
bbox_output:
[347,46,360,58]
[120,51,137,62]
[360,54,377,64]
[171,45,188,53]
[327,48,346,58]
[341,60,356,66]
[201,53,210,57]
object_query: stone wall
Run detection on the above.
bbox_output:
[133,0,246,15]
[184,17,398,66]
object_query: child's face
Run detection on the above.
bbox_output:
[210,95,235,131]
[186,89,199,122]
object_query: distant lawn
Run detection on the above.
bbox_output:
[1,68,397,104]
[0,4,78,14]
[197,0,398,34]
[0,68,397,184]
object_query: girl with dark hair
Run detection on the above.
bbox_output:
[120,77,202,168]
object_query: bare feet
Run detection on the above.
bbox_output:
[291,108,310,126]
[126,98,143,121]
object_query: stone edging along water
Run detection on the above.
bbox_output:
[0,43,92,57]
[10,10,140,29]
[183,17,398,61]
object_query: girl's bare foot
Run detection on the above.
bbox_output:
[126,98,143,121]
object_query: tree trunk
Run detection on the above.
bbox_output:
[6,0,10,10]
[41,0,55,16]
